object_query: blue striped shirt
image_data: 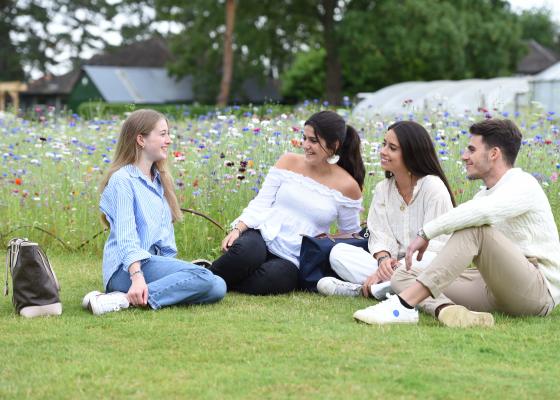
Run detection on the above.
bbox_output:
[100,164,176,289]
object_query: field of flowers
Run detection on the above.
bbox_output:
[1,105,559,260]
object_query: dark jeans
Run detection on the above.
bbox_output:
[210,229,299,295]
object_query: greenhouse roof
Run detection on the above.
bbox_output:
[532,61,560,81]
[353,77,529,116]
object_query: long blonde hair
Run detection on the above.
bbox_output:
[100,109,182,227]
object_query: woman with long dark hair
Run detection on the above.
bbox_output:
[318,120,455,298]
[208,110,365,295]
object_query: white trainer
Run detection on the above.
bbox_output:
[369,281,394,300]
[317,277,362,297]
[82,290,102,309]
[353,294,419,325]
[87,291,130,316]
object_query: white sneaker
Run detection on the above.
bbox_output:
[87,291,130,316]
[369,281,394,300]
[317,277,362,297]
[353,294,419,325]
[82,290,102,309]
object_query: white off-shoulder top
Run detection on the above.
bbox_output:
[234,167,362,267]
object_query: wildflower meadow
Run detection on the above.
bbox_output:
[2,105,559,255]
[1,105,560,399]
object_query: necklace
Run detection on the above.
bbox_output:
[396,175,416,211]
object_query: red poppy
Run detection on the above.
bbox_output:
[14,178,22,185]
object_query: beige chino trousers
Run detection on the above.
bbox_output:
[391,226,554,317]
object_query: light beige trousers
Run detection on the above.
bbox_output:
[391,226,555,317]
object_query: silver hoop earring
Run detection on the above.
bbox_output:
[327,154,340,164]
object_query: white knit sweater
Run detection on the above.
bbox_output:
[423,168,560,305]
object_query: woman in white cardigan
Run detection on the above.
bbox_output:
[318,120,456,298]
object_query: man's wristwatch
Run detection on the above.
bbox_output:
[417,228,429,241]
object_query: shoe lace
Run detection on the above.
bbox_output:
[335,281,361,294]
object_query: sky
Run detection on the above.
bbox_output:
[24,0,560,79]
[508,0,560,22]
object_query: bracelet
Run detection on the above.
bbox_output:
[129,270,144,279]
[417,228,429,241]
[232,226,243,234]
[377,255,390,264]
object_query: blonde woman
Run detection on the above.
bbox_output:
[82,109,226,315]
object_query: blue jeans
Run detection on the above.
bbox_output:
[107,255,226,310]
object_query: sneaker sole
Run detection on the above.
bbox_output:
[438,305,494,328]
[353,312,418,325]
[353,317,418,325]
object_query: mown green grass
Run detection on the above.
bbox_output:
[1,253,558,399]
[2,108,560,398]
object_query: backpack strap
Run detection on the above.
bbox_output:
[37,245,60,290]
[4,238,25,296]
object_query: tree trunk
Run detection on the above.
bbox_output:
[321,0,342,106]
[217,0,236,107]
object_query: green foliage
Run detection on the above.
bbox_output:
[518,8,560,51]
[284,0,532,98]
[351,0,522,90]
[340,0,469,93]
[0,1,24,80]
[154,0,322,103]
[281,48,326,103]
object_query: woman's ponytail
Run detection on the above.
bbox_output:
[338,125,365,190]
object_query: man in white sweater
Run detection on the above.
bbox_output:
[353,119,560,327]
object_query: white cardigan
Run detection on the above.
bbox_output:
[423,168,560,305]
[367,175,454,259]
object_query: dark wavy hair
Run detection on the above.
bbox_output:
[386,120,456,206]
[305,111,365,190]
[469,119,522,166]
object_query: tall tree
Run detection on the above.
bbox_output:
[2,0,121,79]
[217,0,236,106]
[319,0,343,105]
[0,0,24,80]
[283,0,527,100]
[154,0,349,104]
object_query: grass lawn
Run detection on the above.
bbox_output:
[1,252,559,399]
